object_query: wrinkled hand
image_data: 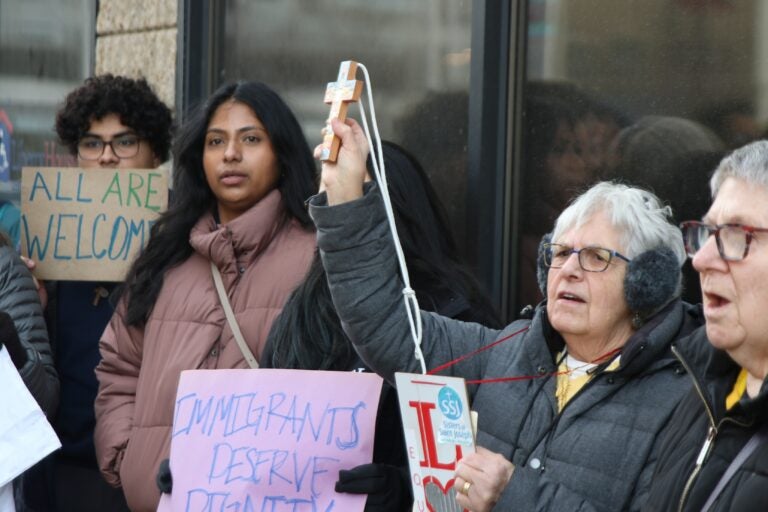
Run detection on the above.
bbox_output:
[454,446,514,512]
[314,118,369,206]
[156,458,172,494]
[335,463,411,511]
[20,256,48,310]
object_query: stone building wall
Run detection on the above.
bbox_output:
[94,0,178,110]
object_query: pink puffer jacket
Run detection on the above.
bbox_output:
[94,190,315,512]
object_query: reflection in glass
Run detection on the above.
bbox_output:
[518,0,767,311]
[220,0,472,248]
[0,0,93,204]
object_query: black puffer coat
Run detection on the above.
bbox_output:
[0,243,59,416]
[643,327,768,512]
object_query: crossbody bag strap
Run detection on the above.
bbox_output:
[210,261,259,369]
[700,423,768,512]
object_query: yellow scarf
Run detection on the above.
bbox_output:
[725,368,748,410]
[555,352,621,412]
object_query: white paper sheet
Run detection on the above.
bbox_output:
[156,492,171,512]
[0,346,61,487]
[0,482,14,512]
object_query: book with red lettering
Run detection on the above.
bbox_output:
[395,373,475,512]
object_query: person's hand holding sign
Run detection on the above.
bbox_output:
[315,118,369,206]
[454,447,514,512]
[20,256,47,310]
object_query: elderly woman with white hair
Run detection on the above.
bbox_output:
[644,140,768,512]
[308,119,702,511]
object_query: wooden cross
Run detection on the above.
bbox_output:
[320,60,363,162]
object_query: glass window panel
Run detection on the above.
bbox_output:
[518,0,764,310]
[0,0,94,226]
[220,0,473,249]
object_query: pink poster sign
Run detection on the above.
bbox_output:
[161,369,383,512]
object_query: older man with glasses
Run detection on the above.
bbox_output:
[21,74,172,512]
[644,140,768,512]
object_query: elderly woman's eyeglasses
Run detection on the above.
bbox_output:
[680,221,768,261]
[543,243,631,272]
[77,134,141,160]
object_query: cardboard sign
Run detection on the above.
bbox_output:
[161,369,383,512]
[395,373,475,512]
[20,167,167,281]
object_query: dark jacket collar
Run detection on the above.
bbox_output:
[674,326,768,425]
[533,298,698,376]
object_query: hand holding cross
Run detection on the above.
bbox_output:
[320,61,363,162]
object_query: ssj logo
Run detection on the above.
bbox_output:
[438,386,463,420]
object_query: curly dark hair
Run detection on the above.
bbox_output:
[55,74,173,161]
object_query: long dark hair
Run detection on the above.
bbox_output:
[267,141,501,370]
[122,81,316,326]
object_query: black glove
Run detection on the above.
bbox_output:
[0,312,27,370]
[335,463,412,511]
[156,458,172,494]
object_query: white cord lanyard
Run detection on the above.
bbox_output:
[354,63,427,375]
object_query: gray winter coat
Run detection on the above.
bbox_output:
[309,184,702,511]
[0,243,58,416]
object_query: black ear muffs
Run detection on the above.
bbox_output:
[624,246,680,326]
[536,234,681,325]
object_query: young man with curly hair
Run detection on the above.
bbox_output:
[23,75,172,512]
